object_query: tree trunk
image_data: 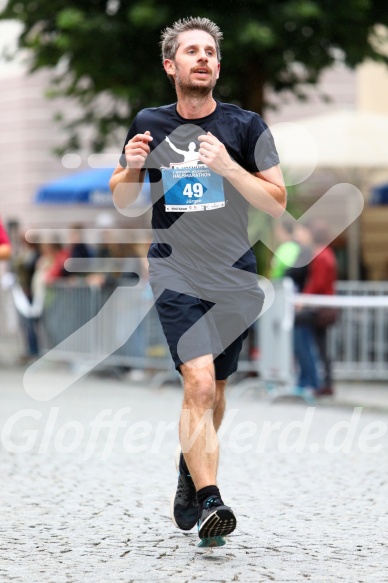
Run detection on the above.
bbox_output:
[240,64,266,117]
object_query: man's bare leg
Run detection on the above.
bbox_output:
[174,356,236,543]
[213,379,227,432]
[179,355,217,491]
[179,356,227,491]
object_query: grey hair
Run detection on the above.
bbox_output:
[160,16,223,63]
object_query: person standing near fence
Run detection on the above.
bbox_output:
[12,235,41,363]
[110,16,286,546]
[285,221,338,397]
[270,220,300,280]
[302,220,338,397]
[284,223,321,394]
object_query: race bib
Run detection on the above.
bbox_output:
[162,164,225,212]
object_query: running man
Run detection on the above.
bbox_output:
[110,16,286,547]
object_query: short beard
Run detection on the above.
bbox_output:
[175,71,217,98]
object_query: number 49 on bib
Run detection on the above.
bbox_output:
[183,183,203,198]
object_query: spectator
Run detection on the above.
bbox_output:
[270,221,300,280]
[0,218,11,260]
[61,223,93,279]
[34,241,68,286]
[285,224,321,394]
[28,241,69,350]
[285,224,313,290]
[302,220,338,396]
[12,235,41,362]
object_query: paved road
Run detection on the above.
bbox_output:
[0,366,387,582]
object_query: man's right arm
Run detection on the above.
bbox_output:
[109,131,153,210]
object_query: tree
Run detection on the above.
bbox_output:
[2,0,388,152]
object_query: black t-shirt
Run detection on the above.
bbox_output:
[119,101,279,291]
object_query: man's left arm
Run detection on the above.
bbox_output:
[198,132,287,218]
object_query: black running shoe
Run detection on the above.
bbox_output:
[197,496,237,540]
[171,449,199,531]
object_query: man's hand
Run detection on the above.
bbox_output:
[198,131,234,176]
[110,130,152,206]
[198,131,286,216]
[124,131,153,170]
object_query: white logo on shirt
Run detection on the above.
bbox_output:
[165,136,200,168]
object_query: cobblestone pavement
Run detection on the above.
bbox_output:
[0,367,387,583]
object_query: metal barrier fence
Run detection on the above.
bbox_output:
[330,281,388,380]
[3,279,388,382]
[40,281,173,372]
[258,279,388,385]
[37,281,259,380]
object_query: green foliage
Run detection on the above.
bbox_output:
[2,0,388,152]
[240,22,277,49]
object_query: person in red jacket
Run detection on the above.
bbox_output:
[303,230,337,297]
[302,220,338,396]
[0,219,11,260]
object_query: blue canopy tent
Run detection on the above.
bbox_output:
[35,168,115,206]
[370,183,388,205]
